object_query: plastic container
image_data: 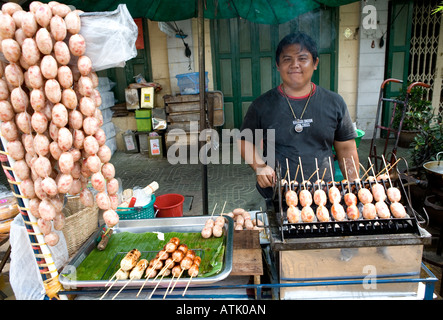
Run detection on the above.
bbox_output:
[117,195,156,220]
[176,72,208,95]
[333,129,366,181]
[154,194,184,217]
[135,109,152,132]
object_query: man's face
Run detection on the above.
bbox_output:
[277,44,319,91]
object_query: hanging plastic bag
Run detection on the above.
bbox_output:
[9,215,69,300]
[79,4,138,71]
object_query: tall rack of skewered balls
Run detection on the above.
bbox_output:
[100,237,201,300]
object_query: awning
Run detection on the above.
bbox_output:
[35,0,359,24]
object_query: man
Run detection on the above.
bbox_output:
[238,32,359,199]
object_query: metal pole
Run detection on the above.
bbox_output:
[198,0,208,215]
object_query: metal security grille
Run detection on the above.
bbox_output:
[408,0,442,112]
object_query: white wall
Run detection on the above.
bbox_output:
[356,0,388,139]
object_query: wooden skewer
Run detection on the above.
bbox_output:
[321,168,327,182]
[368,158,379,184]
[147,258,176,299]
[220,200,227,216]
[283,168,289,182]
[292,164,300,190]
[100,276,119,300]
[343,158,352,194]
[298,157,307,189]
[315,158,320,181]
[136,252,166,297]
[350,156,362,187]
[112,275,135,300]
[182,275,194,296]
[210,203,217,218]
[375,157,402,179]
[360,163,374,180]
[286,158,291,186]
[105,268,120,287]
[307,168,319,184]
[163,274,175,299]
[148,269,169,299]
[381,155,393,188]
[328,157,335,186]
[169,269,185,294]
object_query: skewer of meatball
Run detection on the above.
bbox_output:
[285,159,298,207]
[328,157,346,221]
[343,158,360,221]
[381,155,406,218]
[298,157,315,222]
[314,163,330,222]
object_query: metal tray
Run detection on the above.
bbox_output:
[59,215,234,289]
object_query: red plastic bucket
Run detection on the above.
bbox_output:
[154,194,184,217]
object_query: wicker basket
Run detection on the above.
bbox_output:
[62,196,99,257]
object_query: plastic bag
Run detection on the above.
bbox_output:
[79,4,138,71]
[9,215,69,300]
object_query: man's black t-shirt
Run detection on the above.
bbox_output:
[239,84,356,197]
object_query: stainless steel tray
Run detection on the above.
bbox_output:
[59,215,234,289]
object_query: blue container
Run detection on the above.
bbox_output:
[176,72,208,95]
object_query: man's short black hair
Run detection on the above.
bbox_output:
[275,32,318,65]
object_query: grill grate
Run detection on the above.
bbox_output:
[272,164,421,239]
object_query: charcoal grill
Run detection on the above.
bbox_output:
[264,163,433,299]
[266,162,431,250]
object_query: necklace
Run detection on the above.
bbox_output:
[282,83,313,133]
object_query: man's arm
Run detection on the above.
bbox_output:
[334,139,360,181]
[238,139,275,188]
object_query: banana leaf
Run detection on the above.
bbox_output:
[73,231,225,280]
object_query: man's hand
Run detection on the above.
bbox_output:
[256,164,275,188]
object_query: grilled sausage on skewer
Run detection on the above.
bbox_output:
[213,224,223,237]
[331,203,346,221]
[387,187,401,203]
[314,189,327,206]
[201,226,212,238]
[169,237,180,246]
[129,259,148,280]
[372,183,386,202]
[301,206,315,222]
[172,249,185,263]
[328,185,341,204]
[120,249,141,271]
[287,205,300,223]
[185,250,196,260]
[358,187,373,205]
[180,256,193,270]
[375,201,390,219]
[188,264,199,277]
[346,204,360,220]
[164,241,177,253]
[390,202,406,218]
[316,205,330,222]
[285,190,298,206]
[299,189,313,207]
[362,203,377,219]
[344,192,357,206]
[115,269,129,280]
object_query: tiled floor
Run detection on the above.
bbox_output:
[1,138,442,299]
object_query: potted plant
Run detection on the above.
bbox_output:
[392,86,434,148]
[409,111,443,174]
